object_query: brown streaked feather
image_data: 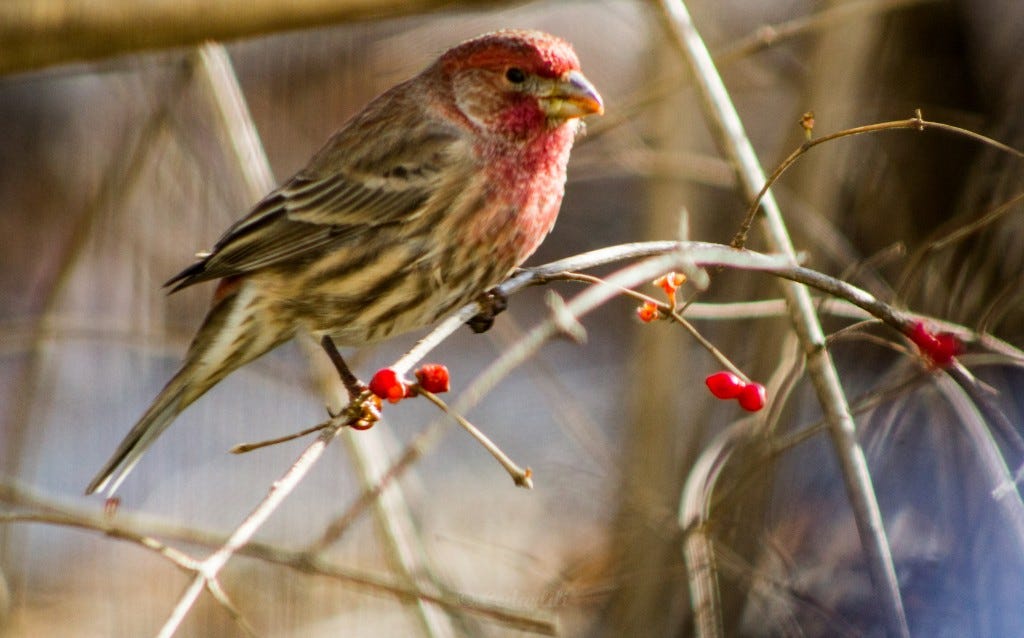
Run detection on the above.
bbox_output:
[165,117,467,292]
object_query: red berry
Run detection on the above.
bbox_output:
[368,368,407,404]
[636,301,659,323]
[652,272,686,308]
[908,321,934,349]
[931,333,962,365]
[653,272,686,295]
[705,371,744,399]
[738,382,766,412]
[907,321,961,367]
[415,364,450,394]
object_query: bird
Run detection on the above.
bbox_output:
[85,29,603,496]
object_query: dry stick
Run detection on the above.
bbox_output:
[733,114,1024,250]
[657,3,911,637]
[934,370,1024,556]
[333,401,459,638]
[977,273,1024,336]
[0,482,556,635]
[418,390,533,487]
[897,190,1024,305]
[156,417,350,638]
[305,423,442,554]
[3,508,260,638]
[0,0,507,74]
[229,421,328,453]
[715,0,937,65]
[553,271,751,381]
[585,0,931,145]
[204,580,258,638]
[489,316,620,472]
[678,417,753,638]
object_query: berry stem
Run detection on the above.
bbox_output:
[418,390,533,489]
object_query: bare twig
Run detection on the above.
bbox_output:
[195,42,275,194]
[0,0,507,75]
[0,481,557,635]
[935,370,1024,555]
[552,270,751,380]
[679,417,753,637]
[733,114,1024,249]
[205,580,259,638]
[656,2,910,636]
[419,389,533,488]
[156,415,350,638]
[229,421,328,453]
[897,190,1024,304]
[585,0,932,144]
[715,0,938,65]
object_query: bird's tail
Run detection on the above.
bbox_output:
[86,281,291,496]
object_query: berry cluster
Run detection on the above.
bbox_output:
[369,364,451,404]
[705,371,766,412]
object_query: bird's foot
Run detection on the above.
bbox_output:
[467,288,509,334]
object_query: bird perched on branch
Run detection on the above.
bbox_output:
[87,29,603,496]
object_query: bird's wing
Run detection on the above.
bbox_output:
[165,127,468,292]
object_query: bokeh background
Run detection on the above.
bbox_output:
[3,1,1024,636]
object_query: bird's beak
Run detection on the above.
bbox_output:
[538,70,604,120]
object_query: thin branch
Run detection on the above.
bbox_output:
[0,0,507,75]
[304,395,475,554]
[0,481,557,634]
[715,0,938,66]
[156,414,351,638]
[897,190,1024,303]
[419,390,533,488]
[552,271,751,380]
[585,0,932,144]
[205,580,259,638]
[679,418,755,637]
[230,421,328,453]
[656,2,910,636]
[733,114,1024,249]
[935,370,1024,556]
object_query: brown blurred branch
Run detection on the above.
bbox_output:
[0,481,558,635]
[0,0,509,75]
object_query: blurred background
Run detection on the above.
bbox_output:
[2,0,1024,636]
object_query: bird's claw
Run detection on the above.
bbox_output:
[327,390,381,431]
[467,288,509,333]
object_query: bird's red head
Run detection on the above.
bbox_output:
[437,30,603,138]
[441,29,582,80]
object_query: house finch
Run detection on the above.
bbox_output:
[86,29,603,495]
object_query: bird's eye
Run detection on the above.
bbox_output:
[505,67,526,84]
